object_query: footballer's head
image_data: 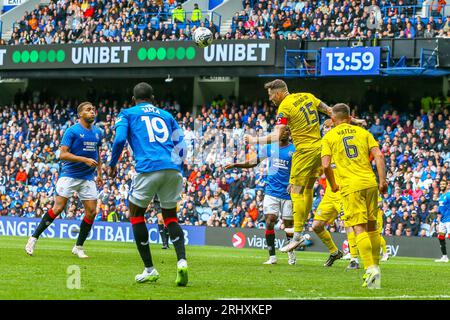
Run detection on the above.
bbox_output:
[264,79,288,107]
[323,118,334,134]
[133,82,154,104]
[280,126,290,143]
[331,103,351,124]
[77,102,96,123]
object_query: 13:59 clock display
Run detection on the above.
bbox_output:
[320,47,380,76]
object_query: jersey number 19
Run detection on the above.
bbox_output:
[141,116,169,143]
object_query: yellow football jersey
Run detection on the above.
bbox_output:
[321,123,379,196]
[276,92,322,150]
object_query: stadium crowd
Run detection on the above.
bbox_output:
[0,89,449,239]
[3,0,450,46]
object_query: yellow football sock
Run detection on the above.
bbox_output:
[304,188,314,220]
[347,231,359,259]
[380,235,387,255]
[368,230,381,266]
[355,232,374,270]
[291,193,306,233]
[316,229,338,253]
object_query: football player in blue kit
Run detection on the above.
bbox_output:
[26,102,103,258]
[225,129,296,265]
[435,180,450,263]
[107,82,188,286]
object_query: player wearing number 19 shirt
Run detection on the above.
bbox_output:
[107,82,188,286]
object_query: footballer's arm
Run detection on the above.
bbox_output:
[321,155,339,193]
[108,125,128,178]
[317,101,333,117]
[371,146,388,194]
[59,145,98,167]
[245,124,288,145]
[225,155,264,170]
[96,146,104,189]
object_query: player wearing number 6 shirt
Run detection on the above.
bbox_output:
[25,102,103,259]
[321,103,387,289]
[107,82,188,286]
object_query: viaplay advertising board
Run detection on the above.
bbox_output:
[0,216,206,245]
[0,40,275,70]
[205,227,443,259]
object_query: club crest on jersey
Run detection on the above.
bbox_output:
[96,133,99,140]
[80,134,85,138]
[288,151,294,157]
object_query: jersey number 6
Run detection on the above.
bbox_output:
[343,136,358,159]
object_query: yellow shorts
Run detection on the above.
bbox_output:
[377,209,384,234]
[290,148,322,187]
[315,192,343,224]
[342,187,378,228]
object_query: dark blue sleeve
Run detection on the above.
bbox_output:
[109,115,128,167]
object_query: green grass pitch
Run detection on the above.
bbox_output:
[1,235,450,300]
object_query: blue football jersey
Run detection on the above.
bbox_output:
[259,143,295,200]
[114,103,185,173]
[60,123,102,181]
[439,191,450,223]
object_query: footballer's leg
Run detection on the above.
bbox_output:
[26,195,68,256]
[346,227,360,270]
[71,199,97,259]
[129,201,160,283]
[283,218,296,265]
[128,173,159,283]
[313,198,342,267]
[157,213,170,249]
[312,220,342,267]
[159,170,188,286]
[263,213,278,264]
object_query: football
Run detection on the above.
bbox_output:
[193,27,213,48]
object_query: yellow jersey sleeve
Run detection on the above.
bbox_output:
[367,131,379,150]
[276,100,291,125]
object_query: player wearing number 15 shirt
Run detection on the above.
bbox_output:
[245,79,334,254]
[107,82,188,287]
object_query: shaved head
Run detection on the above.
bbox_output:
[332,103,351,120]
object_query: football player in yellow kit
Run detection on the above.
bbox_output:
[321,103,387,289]
[245,79,333,253]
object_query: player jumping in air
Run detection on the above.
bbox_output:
[321,104,387,289]
[107,82,188,286]
[245,80,365,254]
[25,102,103,258]
[225,128,296,265]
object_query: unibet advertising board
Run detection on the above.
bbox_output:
[0,40,275,70]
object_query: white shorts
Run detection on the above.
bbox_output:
[55,177,98,201]
[438,222,450,235]
[263,194,293,220]
[129,169,183,209]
